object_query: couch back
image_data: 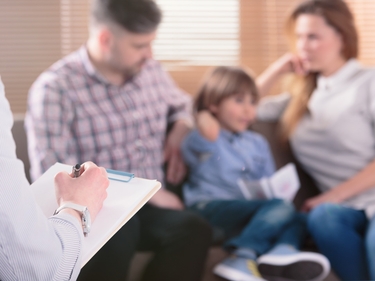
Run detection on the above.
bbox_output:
[10,116,319,209]
[252,121,320,209]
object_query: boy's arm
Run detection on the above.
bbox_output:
[196,110,220,141]
[181,111,221,168]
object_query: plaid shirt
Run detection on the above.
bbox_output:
[25,46,193,183]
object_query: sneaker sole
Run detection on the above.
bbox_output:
[257,252,330,281]
[213,263,266,281]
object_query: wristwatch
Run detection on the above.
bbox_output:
[54,202,91,236]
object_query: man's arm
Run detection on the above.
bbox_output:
[147,119,189,210]
[157,64,194,185]
[145,64,193,209]
[164,119,191,184]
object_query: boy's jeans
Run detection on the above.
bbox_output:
[190,199,307,255]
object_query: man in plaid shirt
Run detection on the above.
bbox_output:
[25,0,212,280]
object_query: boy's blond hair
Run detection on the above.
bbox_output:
[194,66,258,112]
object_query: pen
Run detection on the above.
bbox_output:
[73,163,82,178]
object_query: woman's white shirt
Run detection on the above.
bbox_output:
[257,59,375,217]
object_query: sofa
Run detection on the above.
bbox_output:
[127,121,340,281]
[11,115,339,281]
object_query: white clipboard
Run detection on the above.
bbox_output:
[30,162,161,267]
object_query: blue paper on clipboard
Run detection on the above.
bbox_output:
[106,168,135,182]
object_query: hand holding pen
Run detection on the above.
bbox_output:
[54,161,109,222]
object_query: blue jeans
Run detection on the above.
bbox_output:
[190,199,307,255]
[308,203,375,280]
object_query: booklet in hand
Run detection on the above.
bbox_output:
[237,163,300,201]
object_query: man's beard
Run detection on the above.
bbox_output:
[112,59,147,79]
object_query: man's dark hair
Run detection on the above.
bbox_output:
[91,0,162,33]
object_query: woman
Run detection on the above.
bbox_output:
[256,0,375,280]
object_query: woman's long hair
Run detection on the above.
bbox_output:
[281,0,358,137]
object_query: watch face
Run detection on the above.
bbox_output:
[82,207,91,235]
[53,203,92,236]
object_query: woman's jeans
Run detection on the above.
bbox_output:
[308,203,375,281]
[190,199,307,255]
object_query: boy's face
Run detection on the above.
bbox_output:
[209,93,256,133]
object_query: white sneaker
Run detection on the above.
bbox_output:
[214,255,266,281]
[257,245,330,281]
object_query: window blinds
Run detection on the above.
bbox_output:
[1,0,375,113]
[60,0,90,56]
[347,0,375,65]
[154,0,239,67]
[0,0,61,114]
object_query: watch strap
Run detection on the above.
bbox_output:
[54,202,91,236]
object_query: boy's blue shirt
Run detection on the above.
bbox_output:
[182,128,276,207]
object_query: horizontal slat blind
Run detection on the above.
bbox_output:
[347,0,375,66]
[154,0,240,67]
[60,0,90,56]
[0,0,89,114]
[241,0,300,75]
[0,1,61,113]
[2,0,375,113]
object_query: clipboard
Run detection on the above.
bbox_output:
[30,162,161,267]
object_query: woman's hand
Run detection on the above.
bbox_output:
[256,53,307,97]
[302,159,375,212]
[271,53,307,76]
[196,110,220,141]
[301,190,341,212]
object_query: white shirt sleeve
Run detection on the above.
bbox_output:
[256,92,291,122]
[0,79,83,281]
